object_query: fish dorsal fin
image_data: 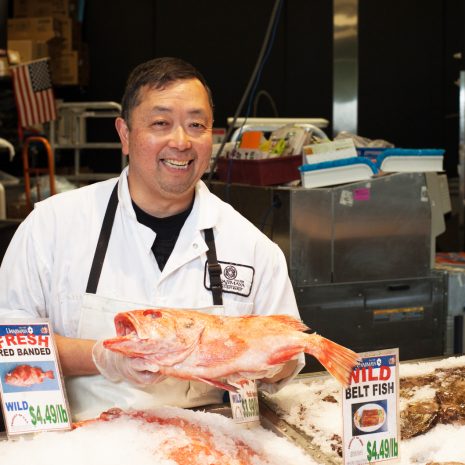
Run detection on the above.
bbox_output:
[270,314,310,332]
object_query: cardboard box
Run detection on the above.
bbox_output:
[56,16,81,51]
[8,39,49,62]
[8,17,61,41]
[50,47,88,86]
[13,0,76,18]
[0,57,9,77]
[50,50,77,84]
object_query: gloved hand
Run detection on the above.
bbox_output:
[228,365,285,384]
[92,340,166,386]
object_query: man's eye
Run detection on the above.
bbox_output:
[190,122,206,130]
[152,120,168,127]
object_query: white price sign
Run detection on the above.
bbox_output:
[0,320,71,436]
[342,349,400,465]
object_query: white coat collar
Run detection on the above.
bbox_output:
[113,169,222,277]
[117,167,137,220]
[160,180,222,279]
[115,167,220,233]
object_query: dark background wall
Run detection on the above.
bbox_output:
[80,0,333,133]
[1,0,463,178]
[358,0,462,177]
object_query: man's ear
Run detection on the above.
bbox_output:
[115,117,130,156]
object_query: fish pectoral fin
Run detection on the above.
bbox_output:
[156,326,206,366]
[192,376,237,392]
[267,346,302,365]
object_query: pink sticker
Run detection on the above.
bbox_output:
[354,188,370,201]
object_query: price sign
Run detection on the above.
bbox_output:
[342,348,400,465]
[229,379,260,428]
[0,319,71,436]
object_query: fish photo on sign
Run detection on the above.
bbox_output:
[0,361,58,393]
[102,308,360,390]
[352,399,388,435]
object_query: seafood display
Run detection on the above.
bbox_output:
[73,408,262,465]
[400,365,465,439]
[103,308,359,390]
[0,405,313,465]
[262,356,465,465]
[4,364,54,387]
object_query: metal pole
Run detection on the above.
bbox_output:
[333,0,359,137]
[459,71,465,245]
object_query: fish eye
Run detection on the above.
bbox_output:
[143,309,162,319]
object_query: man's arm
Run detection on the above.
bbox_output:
[54,334,98,376]
[56,335,164,385]
[262,359,298,383]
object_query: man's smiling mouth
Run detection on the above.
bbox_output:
[162,159,193,170]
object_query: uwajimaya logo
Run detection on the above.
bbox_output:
[224,265,237,280]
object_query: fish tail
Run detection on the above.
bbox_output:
[45,370,55,380]
[304,334,359,387]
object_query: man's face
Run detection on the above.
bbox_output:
[115,78,213,214]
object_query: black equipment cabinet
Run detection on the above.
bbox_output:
[210,173,449,371]
[295,273,446,373]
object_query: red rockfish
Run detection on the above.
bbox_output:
[103,309,359,390]
[73,408,265,465]
[5,364,54,387]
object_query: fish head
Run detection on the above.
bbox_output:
[103,309,205,363]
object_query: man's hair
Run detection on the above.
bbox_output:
[121,57,213,125]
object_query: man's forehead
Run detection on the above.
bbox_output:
[137,81,211,109]
[148,104,210,116]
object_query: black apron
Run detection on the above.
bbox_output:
[85,183,223,305]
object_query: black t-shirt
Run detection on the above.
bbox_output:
[132,200,194,271]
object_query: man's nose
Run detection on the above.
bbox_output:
[168,126,192,151]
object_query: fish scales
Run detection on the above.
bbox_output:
[103,308,359,390]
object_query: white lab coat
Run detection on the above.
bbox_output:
[0,168,303,420]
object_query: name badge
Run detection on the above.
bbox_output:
[204,261,254,297]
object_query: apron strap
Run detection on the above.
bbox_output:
[85,185,223,305]
[86,182,119,294]
[204,228,223,306]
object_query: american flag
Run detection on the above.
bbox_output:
[10,58,57,128]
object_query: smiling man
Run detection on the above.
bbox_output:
[116,70,214,216]
[0,57,304,420]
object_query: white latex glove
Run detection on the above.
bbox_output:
[228,365,285,384]
[92,340,166,386]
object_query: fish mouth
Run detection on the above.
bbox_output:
[114,309,162,337]
[115,314,138,337]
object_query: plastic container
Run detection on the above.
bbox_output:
[356,148,445,172]
[356,147,388,164]
[376,148,444,172]
[299,157,378,188]
[216,155,301,186]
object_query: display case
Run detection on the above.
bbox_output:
[210,172,449,364]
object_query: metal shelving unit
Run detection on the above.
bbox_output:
[48,101,125,182]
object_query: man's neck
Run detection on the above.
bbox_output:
[129,188,195,218]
